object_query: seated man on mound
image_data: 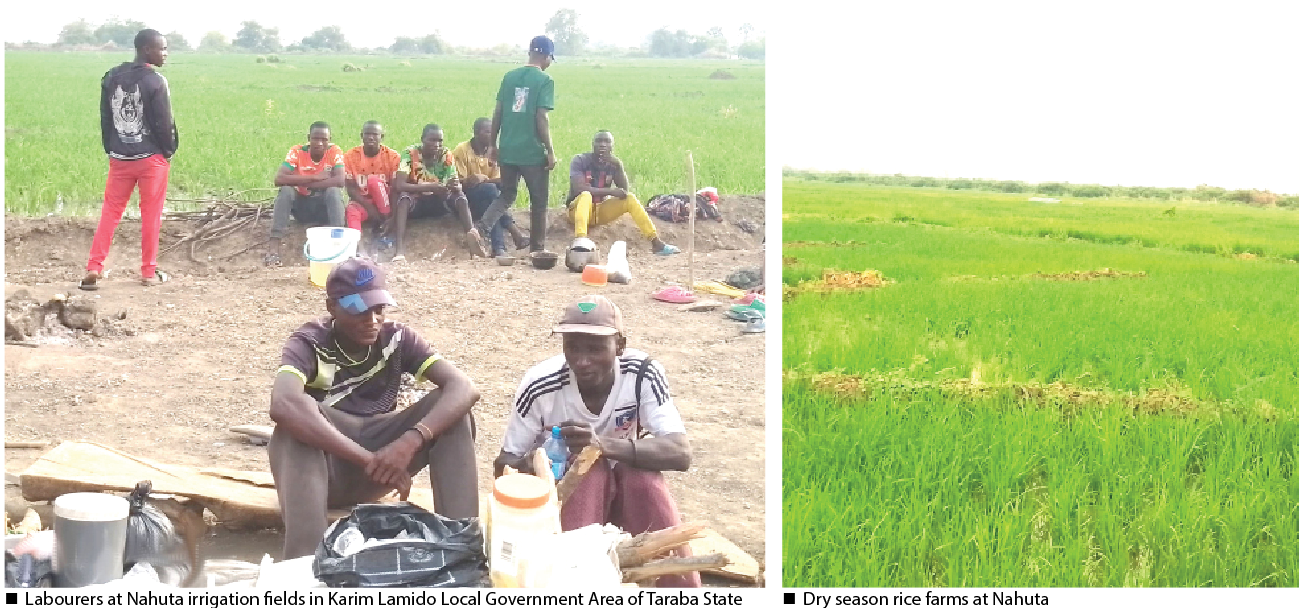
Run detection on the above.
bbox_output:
[342,120,402,252]
[269,257,481,559]
[493,295,699,587]
[390,124,489,261]
[266,121,346,266]
[453,117,530,257]
[567,131,679,255]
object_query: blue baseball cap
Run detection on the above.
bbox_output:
[326,257,396,315]
[530,35,556,59]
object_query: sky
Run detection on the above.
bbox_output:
[772,1,1301,193]
[4,1,766,50]
[6,1,1299,193]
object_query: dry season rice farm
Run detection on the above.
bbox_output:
[4,52,763,214]
[782,180,1299,587]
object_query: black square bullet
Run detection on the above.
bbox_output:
[784,592,796,604]
[6,592,18,604]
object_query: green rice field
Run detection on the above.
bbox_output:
[4,52,763,215]
[783,181,1299,587]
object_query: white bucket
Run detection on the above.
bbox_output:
[606,241,630,284]
[53,492,130,588]
[303,227,360,288]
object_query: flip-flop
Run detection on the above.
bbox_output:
[655,244,682,256]
[725,308,763,322]
[734,293,764,306]
[78,273,101,291]
[727,303,765,319]
[465,230,489,258]
[141,270,170,287]
[741,317,766,334]
[652,285,697,304]
[693,280,746,299]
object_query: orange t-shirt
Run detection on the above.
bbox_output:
[282,144,344,196]
[343,145,402,194]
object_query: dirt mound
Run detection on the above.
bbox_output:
[1031,268,1146,281]
[946,268,1148,283]
[3,194,764,286]
[787,368,1253,418]
[785,269,892,299]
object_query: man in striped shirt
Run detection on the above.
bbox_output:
[494,295,700,587]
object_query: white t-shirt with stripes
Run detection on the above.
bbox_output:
[501,348,686,457]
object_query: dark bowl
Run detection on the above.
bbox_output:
[529,251,559,270]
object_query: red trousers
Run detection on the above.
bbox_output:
[86,155,170,278]
[345,176,391,231]
[559,459,701,587]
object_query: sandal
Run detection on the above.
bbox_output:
[741,316,766,334]
[465,229,489,258]
[654,243,682,256]
[141,270,170,287]
[78,272,101,292]
[652,285,697,304]
[725,308,764,322]
[693,280,746,299]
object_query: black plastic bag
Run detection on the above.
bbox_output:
[124,480,194,586]
[313,503,489,588]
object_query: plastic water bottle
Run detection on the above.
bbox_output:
[543,427,568,479]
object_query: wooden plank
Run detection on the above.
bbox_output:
[555,445,602,504]
[326,488,436,521]
[20,441,283,530]
[200,468,273,487]
[228,426,273,445]
[5,441,52,449]
[686,528,762,585]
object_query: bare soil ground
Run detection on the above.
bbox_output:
[2,196,766,575]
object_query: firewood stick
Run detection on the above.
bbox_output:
[623,554,729,583]
[686,151,697,289]
[615,522,708,567]
[555,445,602,503]
[530,448,554,486]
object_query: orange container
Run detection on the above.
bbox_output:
[581,265,608,287]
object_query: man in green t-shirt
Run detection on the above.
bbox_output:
[479,35,557,253]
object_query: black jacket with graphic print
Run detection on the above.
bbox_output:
[99,62,178,160]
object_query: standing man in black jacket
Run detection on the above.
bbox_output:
[81,29,178,290]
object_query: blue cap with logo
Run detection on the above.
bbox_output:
[326,257,396,315]
[530,35,556,59]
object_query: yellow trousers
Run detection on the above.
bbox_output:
[568,191,658,239]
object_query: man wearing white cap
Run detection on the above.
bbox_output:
[494,295,700,587]
[268,257,482,559]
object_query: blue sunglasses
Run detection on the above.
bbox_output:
[337,293,371,315]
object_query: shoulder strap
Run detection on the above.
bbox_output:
[634,356,654,439]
